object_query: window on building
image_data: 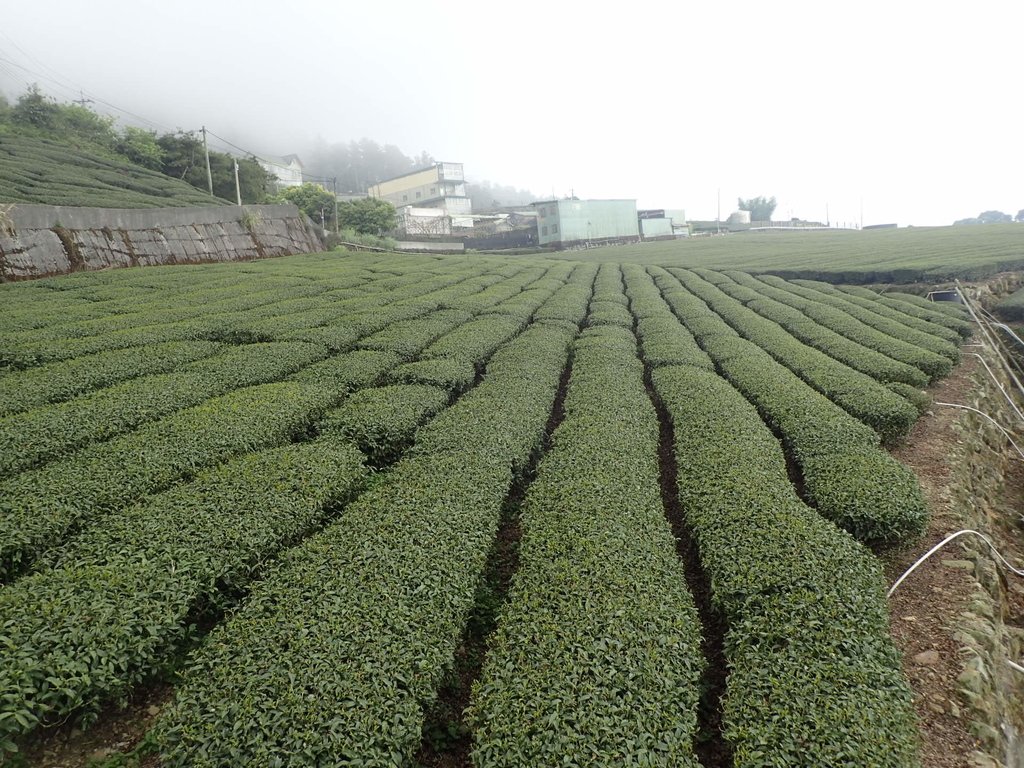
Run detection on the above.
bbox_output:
[540,206,548,217]
[402,195,408,202]
[416,191,421,199]
[431,187,437,194]
[552,224,558,234]
[541,225,548,236]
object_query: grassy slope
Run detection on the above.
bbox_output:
[0,131,228,209]
[525,225,1024,283]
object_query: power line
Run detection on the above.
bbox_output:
[0,56,80,101]
[204,129,268,161]
[0,31,83,94]
[0,54,175,134]
[0,36,341,191]
[0,59,33,91]
[203,130,339,189]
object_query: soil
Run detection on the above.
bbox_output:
[16,683,171,768]
[884,355,986,767]
[415,355,574,768]
[645,366,730,768]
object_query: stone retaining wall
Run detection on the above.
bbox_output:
[0,203,324,281]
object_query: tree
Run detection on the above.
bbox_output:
[151,131,271,204]
[277,183,338,227]
[301,137,427,193]
[1016,209,1024,223]
[157,131,207,187]
[954,210,1013,225]
[11,84,60,130]
[235,157,273,204]
[4,85,117,147]
[738,195,778,222]
[116,126,165,170]
[337,197,397,235]
[59,104,117,148]
[467,180,538,211]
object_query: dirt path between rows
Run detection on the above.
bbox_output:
[18,356,999,768]
[886,355,984,767]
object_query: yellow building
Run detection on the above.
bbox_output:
[368,162,472,227]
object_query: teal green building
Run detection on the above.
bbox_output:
[532,199,639,246]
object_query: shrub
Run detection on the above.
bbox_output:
[653,365,919,766]
[470,326,703,765]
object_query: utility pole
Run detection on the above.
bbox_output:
[332,177,339,235]
[233,159,242,206]
[73,91,93,108]
[201,126,214,197]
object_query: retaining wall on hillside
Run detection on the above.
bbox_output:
[0,203,324,281]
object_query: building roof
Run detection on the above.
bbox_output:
[372,161,462,186]
[531,198,637,206]
[260,154,303,168]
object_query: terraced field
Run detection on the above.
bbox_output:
[0,133,228,209]
[0,252,972,766]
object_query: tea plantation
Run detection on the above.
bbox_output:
[0,251,972,766]
[0,133,227,208]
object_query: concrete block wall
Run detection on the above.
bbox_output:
[0,203,324,280]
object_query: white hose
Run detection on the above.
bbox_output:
[968,353,1024,424]
[888,529,1024,598]
[977,306,1024,350]
[958,280,1024,405]
[934,402,1024,461]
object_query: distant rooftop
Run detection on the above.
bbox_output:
[373,161,463,186]
[260,154,303,167]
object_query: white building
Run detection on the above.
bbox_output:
[369,162,473,228]
[259,154,304,189]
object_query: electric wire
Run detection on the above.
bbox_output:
[0,54,175,134]
[4,35,427,197]
[2,44,365,193]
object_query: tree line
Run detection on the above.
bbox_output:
[0,85,406,235]
[2,84,539,226]
[0,85,275,204]
[300,140,537,211]
[954,210,1024,225]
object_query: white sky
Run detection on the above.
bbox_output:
[1,0,1021,226]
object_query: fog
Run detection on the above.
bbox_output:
[1,0,1021,226]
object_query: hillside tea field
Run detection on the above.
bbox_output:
[0,252,972,766]
[0,133,230,209]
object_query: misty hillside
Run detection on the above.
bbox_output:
[0,133,228,209]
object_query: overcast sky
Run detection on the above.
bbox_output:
[1,0,1021,226]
